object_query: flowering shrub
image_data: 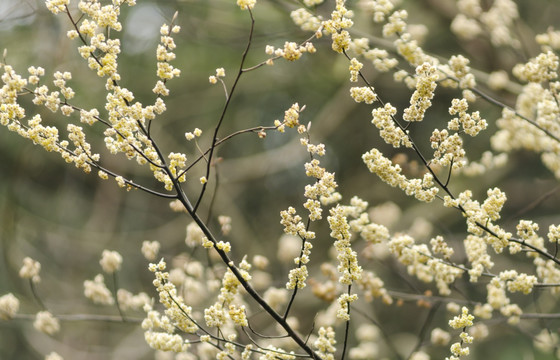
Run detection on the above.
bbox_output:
[1,0,560,359]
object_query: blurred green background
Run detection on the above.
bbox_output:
[1,0,560,359]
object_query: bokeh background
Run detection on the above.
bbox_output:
[1,0,560,359]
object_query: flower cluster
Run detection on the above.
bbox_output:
[458,151,508,177]
[208,67,225,85]
[266,42,316,62]
[431,327,452,346]
[361,47,399,72]
[499,270,538,294]
[513,51,559,83]
[451,0,520,47]
[207,260,250,326]
[430,128,465,169]
[274,103,304,132]
[282,217,311,289]
[45,0,70,14]
[534,329,560,356]
[19,257,41,283]
[383,9,408,38]
[430,235,454,260]
[237,0,256,10]
[303,159,334,203]
[536,28,560,51]
[358,0,394,23]
[346,323,382,359]
[156,23,181,82]
[336,292,358,320]
[281,207,311,239]
[514,220,544,256]
[141,240,161,261]
[448,98,487,137]
[143,259,197,353]
[363,148,439,202]
[446,307,475,360]
[100,250,122,273]
[371,103,411,148]
[356,270,392,304]
[291,8,322,32]
[349,58,363,82]
[443,188,511,253]
[185,127,202,141]
[314,326,336,360]
[322,0,354,53]
[185,221,205,247]
[485,277,522,324]
[319,197,393,304]
[325,205,362,320]
[283,131,345,293]
[491,78,560,178]
[0,293,19,320]
[350,86,377,104]
[218,215,232,235]
[34,311,60,335]
[1,65,100,174]
[84,274,114,305]
[443,55,477,92]
[142,301,190,353]
[394,31,433,67]
[403,62,438,123]
[388,234,463,295]
[535,256,560,295]
[463,234,493,282]
[117,289,150,311]
[45,352,63,360]
[328,206,362,286]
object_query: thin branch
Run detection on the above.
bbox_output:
[205,162,220,223]
[469,85,560,144]
[520,313,560,320]
[283,220,312,320]
[476,220,560,266]
[340,284,352,360]
[29,279,46,311]
[352,307,404,360]
[14,313,143,323]
[177,194,324,359]
[246,320,290,339]
[444,157,454,187]
[242,327,306,358]
[111,272,126,322]
[506,185,559,221]
[194,9,256,213]
[176,124,280,180]
[409,303,441,357]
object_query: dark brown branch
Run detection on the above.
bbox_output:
[194,9,256,213]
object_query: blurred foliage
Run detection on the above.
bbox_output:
[1,0,560,359]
